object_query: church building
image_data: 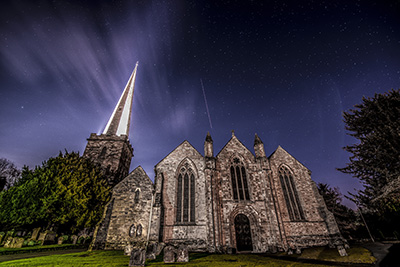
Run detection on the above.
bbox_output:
[87,64,346,255]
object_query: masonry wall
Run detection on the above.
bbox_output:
[83,133,133,186]
[104,166,153,250]
[153,141,211,251]
[214,136,282,253]
[268,146,342,250]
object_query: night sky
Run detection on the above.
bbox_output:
[1,0,399,208]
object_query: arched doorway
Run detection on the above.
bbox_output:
[234,214,253,251]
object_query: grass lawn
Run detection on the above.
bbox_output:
[0,245,375,266]
[292,246,376,264]
[0,244,84,255]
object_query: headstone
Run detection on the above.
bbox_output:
[15,231,22,237]
[295,248,301,254]
[43,231,57,245]
[163,246,175,263]
[337,245,348,257]
[125,244,133,256]
[287,249,293,255]
[129,249,146,267]
[71,235,78,245]
[270,245,277,254]
[38,232,47,243]
[146,242,157,260]
[3,237,13,248]
[176,245,189,262]
[57,236,64,245]
[11,237,24,248]
[31,228,41,240]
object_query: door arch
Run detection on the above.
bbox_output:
[234,214,253,251]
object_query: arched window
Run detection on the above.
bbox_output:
[136,224,142,236]
[230,157,250,201]
[279,165,305,221]
[176,161,195,223]
[134,189,140,204]
[129,224,136,237]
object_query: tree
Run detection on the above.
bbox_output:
[338,89,400,207]
[338,89,400,238]
[317,183,358,239]
[0,151,110,233]
[0,158,21,191]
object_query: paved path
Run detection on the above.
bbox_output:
[0,249,87,263]
[362,242,392,266]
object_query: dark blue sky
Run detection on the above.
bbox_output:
[1,0,399,208]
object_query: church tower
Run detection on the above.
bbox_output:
[83,62,139,187]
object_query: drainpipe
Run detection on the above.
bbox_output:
[146,190,154,249]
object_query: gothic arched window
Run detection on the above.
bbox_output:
[279,165,305,221]
[230,157,250,201]
[134,189,140,204]
[176,161,196,224]
[129,224,136,237]
[136,224,142,236]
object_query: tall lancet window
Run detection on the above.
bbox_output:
[230,157,250,201]
[279,165,305,221]
[176,161,196,224]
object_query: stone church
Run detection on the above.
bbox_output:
[86,63,346,255]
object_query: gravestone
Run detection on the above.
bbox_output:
[129,249,146,267]
[71,235,78,245]
[163,246,175,263]
[3,237,13,248]
[31,228,41,240]
[176,245,189,262]
[124,244,133,256]
[337,245,348,257]
[38,232,47,244]
[43,231,57,245]
[146,242,157,260]
[57,236,64,245]
[11,237,24,248]
[296,248,302,254]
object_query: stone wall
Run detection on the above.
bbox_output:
[153,141,211,251]
[93,166,153,250]
[83,133,133,186]
[214,135,281,253]
[269,145,344,250]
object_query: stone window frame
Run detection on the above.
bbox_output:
[134,188,140,204]
[175,158,196,225]
[278,164,306,221]
[230,155,251,202]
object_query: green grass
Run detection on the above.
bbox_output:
[278,246,376,264]
[147,253,332,266]
[0,244,85,255]
[0,245,375,266]
[0,251,333,267]
[0,250,128,267]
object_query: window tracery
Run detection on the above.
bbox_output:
[279,165,305,221]
[176,161,196,223]
[230,157,250,201]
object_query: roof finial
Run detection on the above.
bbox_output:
[205,131,213,142]
[231,130,235,137]
[254,133,263,145]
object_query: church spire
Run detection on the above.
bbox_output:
[103,62,139,136]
